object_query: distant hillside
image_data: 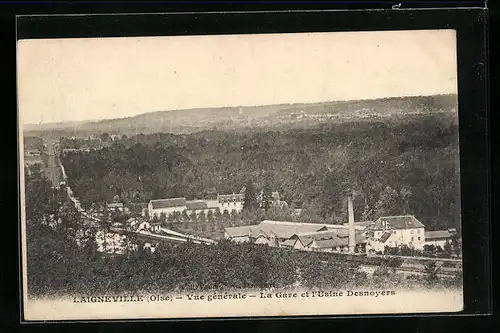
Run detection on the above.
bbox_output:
[24,94,457,137]
[23,120,89,133]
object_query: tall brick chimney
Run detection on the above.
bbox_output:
[348,195,356,253]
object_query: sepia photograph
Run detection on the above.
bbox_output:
[18,29,463,321]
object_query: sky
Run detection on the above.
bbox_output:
[17,29,457,125]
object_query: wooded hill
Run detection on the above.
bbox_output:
[24,94,457,138]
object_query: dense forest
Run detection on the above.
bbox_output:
[60,111,460,231]
[23,136,45,152]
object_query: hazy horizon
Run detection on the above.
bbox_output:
[18,30,458,125]
[22,92,457,127]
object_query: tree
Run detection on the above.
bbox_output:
[206,210,214,225]
[221,210,231,227]
[172,211,182,224]
[230,210,241,226]
[374,186,401,218]
[99,132,111,143]
[160,212,168,226]
[190,211,198,224]
[198,210,207,225]
[443,241,453,257]
[424,261,439,283]
[452,237,462,257]
[243,179,258,212]
[423,244,436,254]
[399,187,412,214]
[360,204,373,222]
[24,168,59,223]
[100,204,112,252]
[206,210,215,232]
[59,200,81,238]
[261,182,273,211]
[181,210,190,223]
[213,209,223,230]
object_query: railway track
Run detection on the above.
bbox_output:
[314,250,462,278]
[358,265,458,278]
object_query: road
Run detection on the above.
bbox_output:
[45,140,61,188]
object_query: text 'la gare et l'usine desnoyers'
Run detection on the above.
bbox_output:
[72,290,396,304]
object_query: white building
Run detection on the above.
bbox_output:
[148,192,246,219]
[217,193,244,214]
[148,198,187,218]
[365,215,426,252]
[185,199,220,216]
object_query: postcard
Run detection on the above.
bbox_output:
[18,29,463,321]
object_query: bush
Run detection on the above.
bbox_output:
[384,256,404,268]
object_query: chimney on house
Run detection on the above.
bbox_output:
[348,195,356,253]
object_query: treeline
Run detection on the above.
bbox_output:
[23,136,45,152]
[61,113,461,231]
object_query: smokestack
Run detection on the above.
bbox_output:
[348,195,356,253]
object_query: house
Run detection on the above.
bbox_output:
[365,215,426,252]
[425,229,456,248]
[289,229,367,253]
[253,232,279,247]
[150,221,162,233]
[107,202,125,212]
[148,198,187,218]
[106,195,127,213]
[24,158,43,169]
[283,236,314,251]
[24,148,43,169]
[223,225,259,243]
[25,148,42,157]
[136,221,151,232]
[280,238,297,249]
[125,217,144,231]
[257,190,288,209]
[217,193,244,213]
